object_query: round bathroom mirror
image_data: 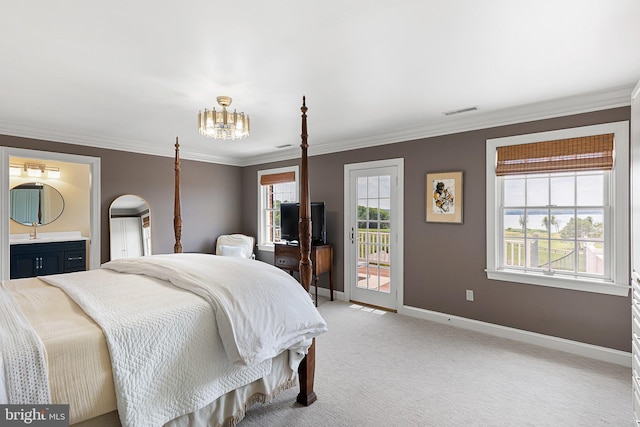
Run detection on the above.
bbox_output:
[10,182,65,226]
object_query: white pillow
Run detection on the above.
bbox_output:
[219,245,245,257]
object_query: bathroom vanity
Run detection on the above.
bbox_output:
[10,232,88,279]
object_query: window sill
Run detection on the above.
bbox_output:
[485,269,629,297]
[257,243,275,252]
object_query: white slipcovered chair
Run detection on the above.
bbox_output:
[215,234,255,259]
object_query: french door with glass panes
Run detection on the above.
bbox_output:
[344,159,403,311]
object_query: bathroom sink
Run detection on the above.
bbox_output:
[10,232,88,245]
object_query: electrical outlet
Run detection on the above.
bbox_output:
[466,290,474,301]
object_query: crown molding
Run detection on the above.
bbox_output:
[240,146,302,167]
[633,80,640,101]
[240,84,634,166]
[0,120,244,166]
[0,84,633,168]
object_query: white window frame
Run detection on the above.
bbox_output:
[257,165,299,252]
[486,121,629,296]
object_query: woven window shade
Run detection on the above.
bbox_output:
[495,133,614,176]
[259,171,295,186]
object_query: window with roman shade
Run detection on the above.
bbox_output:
[485,123,628,296]
[257,166,299,251]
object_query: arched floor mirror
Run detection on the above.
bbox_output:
[109,194,151,260]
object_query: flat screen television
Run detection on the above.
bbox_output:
[280,202,326,245]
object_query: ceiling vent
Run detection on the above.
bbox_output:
[442,106,478,116]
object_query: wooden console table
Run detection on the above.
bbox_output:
[274,243,334,306]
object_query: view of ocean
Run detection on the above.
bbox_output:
[503,212,604,231]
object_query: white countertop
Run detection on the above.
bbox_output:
[10,231,89,245]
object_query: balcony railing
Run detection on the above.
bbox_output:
[358,230,390,265]
[503,239,603,273]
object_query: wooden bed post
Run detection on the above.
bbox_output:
[174,137,183,253]
[297,96,317,406]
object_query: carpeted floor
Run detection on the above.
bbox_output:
[239,299,631,426]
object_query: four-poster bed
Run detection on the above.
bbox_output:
[0,98,325,426]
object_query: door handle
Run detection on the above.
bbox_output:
[351,227,355,244]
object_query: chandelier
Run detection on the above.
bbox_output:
[198,96,250,140]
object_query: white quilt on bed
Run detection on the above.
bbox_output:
[102,253,328,367]
[41,269,271,427]
[0,285,50,404]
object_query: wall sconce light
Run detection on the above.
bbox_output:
[10,163,62,179]
[25,164,44,178]
[46,168,61,179]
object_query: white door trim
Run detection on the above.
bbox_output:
[1,147,101,279]
[344,158,404,309]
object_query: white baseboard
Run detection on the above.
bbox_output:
[314,286,630,367]
[312,286,344,302]
[399,305,631,367]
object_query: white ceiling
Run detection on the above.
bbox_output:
[1,1,639,166]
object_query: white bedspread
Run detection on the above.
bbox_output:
[42,269,271,427]
[102,253,328,367]
[0,285,50,404]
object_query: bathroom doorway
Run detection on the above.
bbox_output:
[1,147,101,280]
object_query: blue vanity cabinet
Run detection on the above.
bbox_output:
[10,240,87,279]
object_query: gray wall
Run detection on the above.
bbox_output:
[1,135,243,263]
[3,106,631,352]
[242,107,631,352]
